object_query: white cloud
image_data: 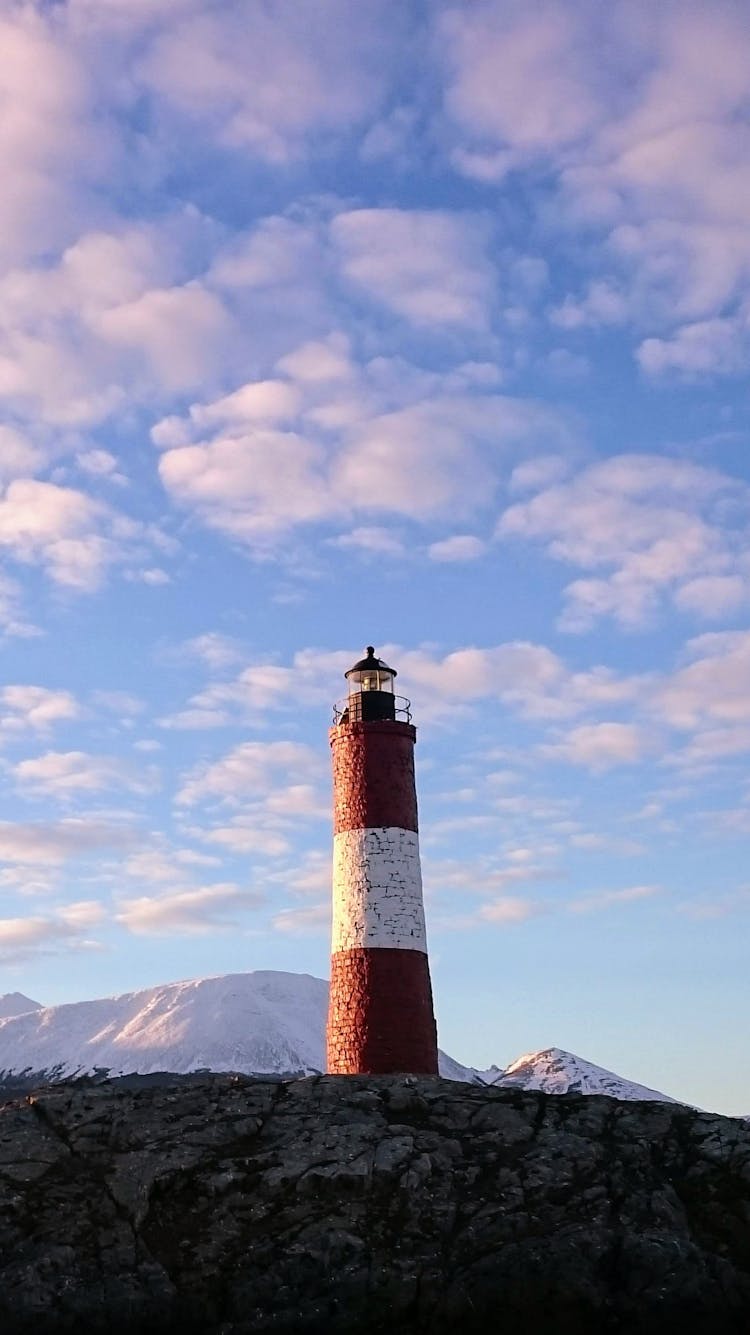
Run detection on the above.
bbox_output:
[0,10,107,267]
[116,882,261,935]
[276,333,353,384]
[569,831,646,856]
[399,644,643,724]
[176,739,321,806]
[440,4,750,351]
[674,576,746,620]
[67,0,197,20]
[126,567,171,586]
[139,5,390,162]
[0,574,39,639]
[549,282,628,331]
[266,784,327,819]
[12,750,160,798]
[568,884,661,913]
[0,219,233,426]
[0,686,80,734]
[155,345,572,550]
[158,428,336,545]
[331,208,496,327]
[160,627,750,783]
[209,216,321,292]
[667,726,750,771]
[0,894,105,960]
[159,648,347,729]
[272,902,330,934]
[163,639,643,733]
[0,480,108,589]
[0,914,78,961]
[428,535,486,563]
[679,887,750,922]
[652,631,750,731]
[200,824,292,858]
[545,345,592,376]
[359,104,420,168]
[59,899,107,928]
[0,818,138,866]
[182,632,244,671]
[174,740,327,861]
[478,896,544,925]
[95,283,233,393]
[92,690,145,717]
[0,479,156,592]
[334,397,537,520]
[0,426,44,480]
[159,707,229,731]
[281,850,332,898]
[75,448,127,484]
[123,845,222,885]
[191,379,301,429]
[638,317,750,378]
[441,5,600,167]
[124,849,183,885]
[541,722,650,771]
[509,454,572,493]
[426,856,555,897]
[331,527,405,557]
[0,864,60,897]
[498,453,748,630]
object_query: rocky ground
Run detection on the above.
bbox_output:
[0,1073,749,1333]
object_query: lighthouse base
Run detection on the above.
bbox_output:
[326,947,439,1075]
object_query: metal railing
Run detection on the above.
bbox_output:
[332,694,412,725]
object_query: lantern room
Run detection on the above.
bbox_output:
[337,646,402,723]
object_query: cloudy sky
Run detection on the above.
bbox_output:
[0,0,748,1112]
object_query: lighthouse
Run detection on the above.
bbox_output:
[326,647,439,1075]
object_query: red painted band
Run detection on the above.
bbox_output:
[326,946,438,1075]
[330,721,418,834]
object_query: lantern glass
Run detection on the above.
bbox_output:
[348,667,395,695]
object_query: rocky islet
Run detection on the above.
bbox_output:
[0,1073,749,1332]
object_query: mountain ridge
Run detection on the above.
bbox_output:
[0,969,678,1105]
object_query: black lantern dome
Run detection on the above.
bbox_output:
[344,646,397,692]
[337,646,403,723]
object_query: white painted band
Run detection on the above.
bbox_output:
[331,826,427,953]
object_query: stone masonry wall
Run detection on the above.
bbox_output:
[327,718,438,1076]
[331,827,426,952]
[330,721,418,833]
[326,948,438,1074]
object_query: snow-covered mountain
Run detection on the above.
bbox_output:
[488,1047,677,1103]
[0,971,675,1103]
[0,971,478,1084]
[0,973,329,1080]
[0,992,42,1019]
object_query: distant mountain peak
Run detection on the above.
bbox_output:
[0,993,42,1019]
[491,1046,677,1103]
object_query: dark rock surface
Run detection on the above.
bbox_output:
[0,1073,749,1334]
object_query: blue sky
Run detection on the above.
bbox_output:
[0,0,748,1113]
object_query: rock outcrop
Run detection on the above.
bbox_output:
[1,1073,749,1334]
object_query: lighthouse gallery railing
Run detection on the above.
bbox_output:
[332,694,412,725]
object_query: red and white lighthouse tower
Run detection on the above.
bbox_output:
[326,647,439,1075]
